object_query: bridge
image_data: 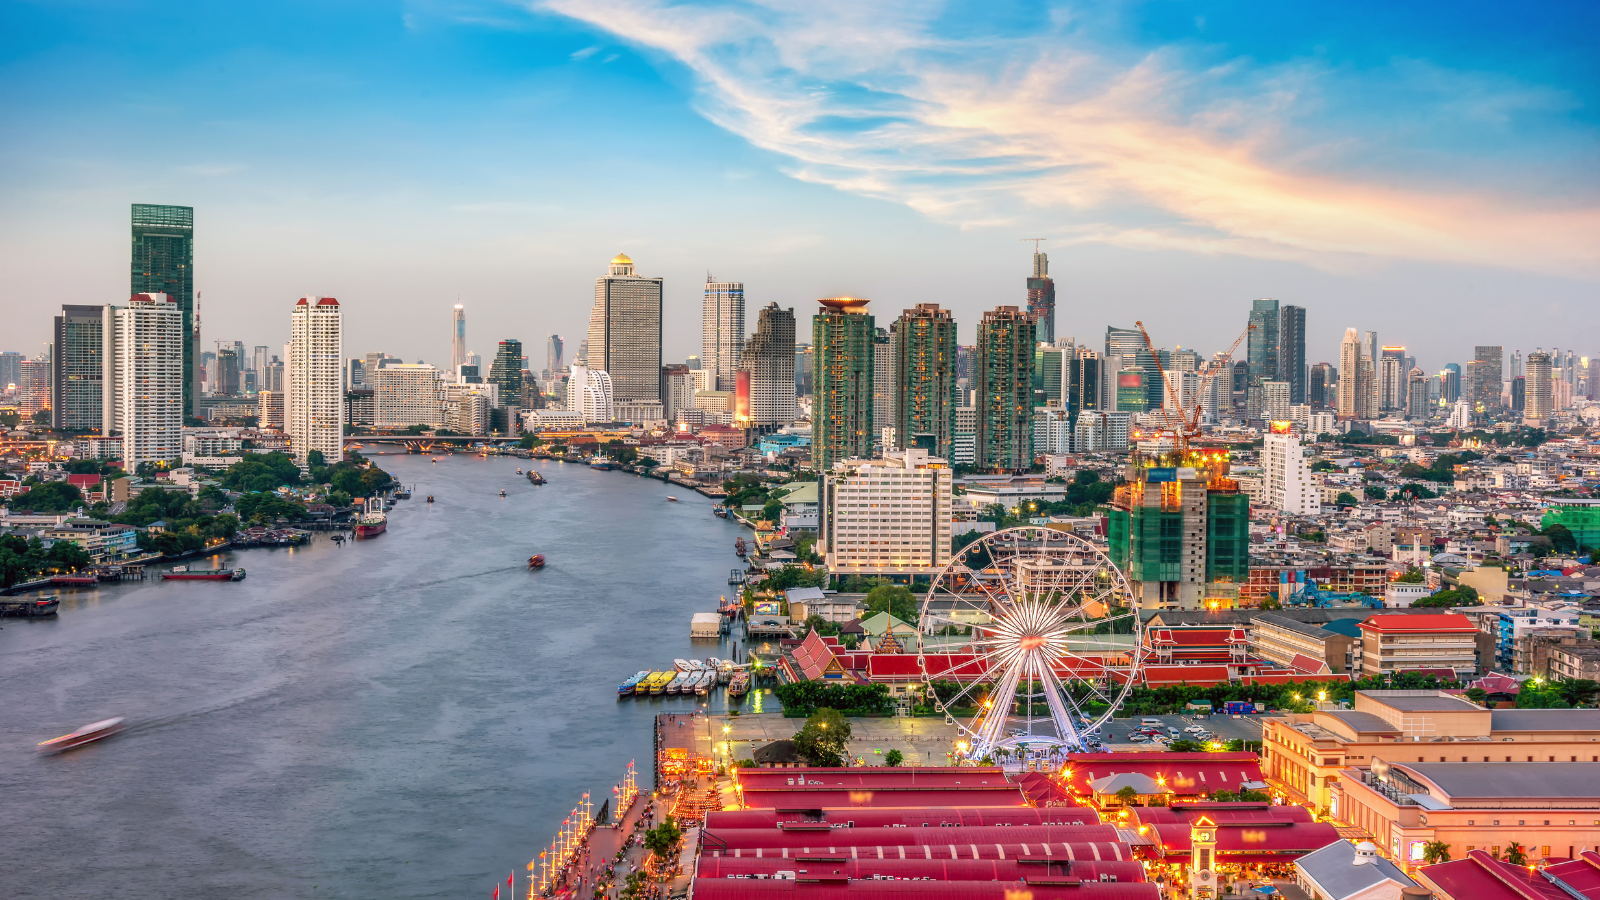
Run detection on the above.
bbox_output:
[346,435,523,454]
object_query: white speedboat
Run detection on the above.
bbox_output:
[39,718,126,754]
[693,670,715,695]
[666,671,693,694]
[673,658,693,672]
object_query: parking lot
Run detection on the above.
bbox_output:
[1095,711,1265,750]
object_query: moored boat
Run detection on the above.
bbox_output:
[647,672,672,696]
[617,670,649,695]
[734,538,747,557]
[666,496,678,502]
[673,658,693,672]
[528,554,545,569]
[0,595,60,617]
[355,498,387,538]
[713,506,729,518]
[38,717,126,754]
[728,671,750,698]
[665,671,692,694]
[162,567,246,581]
[693,670,715,695]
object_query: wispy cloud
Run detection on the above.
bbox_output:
[531,0,1598,279]
[570,44,601,60]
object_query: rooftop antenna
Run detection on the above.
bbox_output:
[1021,238,1047,254]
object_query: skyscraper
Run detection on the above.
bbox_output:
[1472,346,1504,408]
[1379,347,1406,411]
[215,346,240,396]
[872,328,895,445]
[892,304,958,456]
[702,278,745,392]
[1025,251,1055,345]
[489,340,523,411]
[546,334,564,378]
[1067,351,1102,426]
[1407,368,1430,420]
[1104,325,1161,411]
[587,253,663,403]
[106,294,184,470]
[1337,329,1362,419]
[742,303,797,429]
[811,297,875,471]
[1277,304,1306,404]
[1440,364,1461,403]
[288,297,343,464]
[793,344,813,397]
[1525,350,1553,422]
[451,305,467,375]
[1308,362,1332,408]
[975,306,1035,472]
[53,305,105,431]
[131,204,196,415]
[1247,298,1279,384]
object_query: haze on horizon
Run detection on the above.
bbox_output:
[1,0,1596,371]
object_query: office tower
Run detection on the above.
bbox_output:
[587,253,663,403]
[105,294,183,470]
[1378,348,1405,411]
[348,358,365,389]
[1525,351,1553,421]
[1586,356,1599,401]
[891,304,958,456]
[263,359,284,393]
[1277,304,1306,404]
[253,345,269,376]
[1261,380,1290,422]
[1247,298,1279,383]
[0,351,21,390]
[216,346,240,396]
[661,364,696,422]
[1308,363,1332,408]
[811,297,875,471]
[1025,250,1055,344]
[1116,367,1148,413]
[546,334,564,379]
[793,344,814,397]
[872,328,896,445]
[1104,325,1162,411]
[450,305,467,375]
[1200,356,1229,424]
[819,448,953,576]
[1509,349,1523,379]
[566,363,615,423]
[17,357,50,419]
[52,305,105,431]
[258,390,285,430]
[1404,369,1428,420]
[288,296,343,464]
[1472,346,1503,407]
[1263,423,1320,515]
[1108,453,1247,610]
[1034,345,1065,408]
[685,355,700,370]
[1510,376,1526,411]
[489,339,523,413]
[1337,329,1362,418]
[1440,364,1460,403]
[1365,331,1379,372]
[374,365,445,427]
[131,204,196,415]
[742,303,797,429]
[975,306,1035,471]
[702,277,745,391]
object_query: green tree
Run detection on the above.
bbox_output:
[32,409,52,427]
[883,749,903,767]
[1363,484,1388,500]
[1422,840,1451,864]
[792,707,851,766]
[8,481,84,513]
[865,584,919,624]
[1335,492,1359,506]
[219,453,301,493]
[1504,842,1527,865]
[1114,785,1139,806]
[1464,687,1488,704]
[1413,586,1480,609]
[1544,524,1577,555]
[0,409,19,428]
[643,819,681,856]
[1167,739,1204,752]
[1394,567,1425,584]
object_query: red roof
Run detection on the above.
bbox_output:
[1358,613,1478,634]
[1142,664,1231,687]
[66,473,102,487]
[1288,653,1329,675]
[1239,673,1350,685]
[1418,849,1582,900]
[791,630,841,681]
[690,881,1161,900]
[706,808,1095,830]
[697,857,1146,883]
[868,654,987,681]
[316,297,339,306]
[1545,851,1600,899]
[1062,752,1263,798]
[296,297,309,305]
[703,823,1120,852]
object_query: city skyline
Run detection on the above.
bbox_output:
[2,2,1595,368]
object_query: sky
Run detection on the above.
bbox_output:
[1,0,1597,373]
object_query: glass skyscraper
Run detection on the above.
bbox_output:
[811,298,875,471]
[131,204,195,415]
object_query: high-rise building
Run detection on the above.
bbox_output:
[566,363,615,423]
[263,359,284,393]
[0,351,21,391]
[1116,368,1148,413]
[546,334,564,379]
[1337,329,1362,419]
[131,204,196,415]
[1379,347,1406,412]
[818,448,953,576]
[1440,364,1461,404]
[451,305,467,375]
[17,357,51,419]
[1406,368,1430,420]
[793,344,813,397]
[1247,298,1279,384]
[1108,453,1249,610]
[1525,351,1553,422]
[891,304,958,456]
[105,294,184,470]
[288,296,343,464]
[258,390,285,430]
[1277,304,1306,404]
[1308,363,1332,408]
[661,364,696,422]
[253,345,269,376]
[1263,422,1320,515]
[810,297,875,471]
[374,364,445,427]
[587,253,663,403]
[1025,251,1055,345]
[1472,346,1504,408]
[1366,331,1379,372]
[1066,351,1101,426]
[1509,349,1523,379]
[1261,380,1290,422]
[53,305,105,431]
[702,278,745,392]
[872,328,896,446]
[215,346,240,396]
[489,340,523,410]
[974,306,1035,472]
[1510,376,1526,412]
[742,303,797,429]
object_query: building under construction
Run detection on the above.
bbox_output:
[1107,448,1250,611]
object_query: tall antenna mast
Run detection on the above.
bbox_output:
[1021,238,1047,253]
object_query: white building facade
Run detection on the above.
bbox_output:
[1263,424,1321,515]
[819,448,954,577]
[105,293,184,471]
[288,296,344,463]
[374,364,446,427]
[566,363,615,423]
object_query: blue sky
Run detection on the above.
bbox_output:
[2,0,1596,371]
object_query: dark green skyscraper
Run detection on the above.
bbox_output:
[490,339,524,405]
[892,303,958,456]
[811,298,875,471]
[975,306,1035,472]
[131,204,195,414]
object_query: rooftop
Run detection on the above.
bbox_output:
[1401,762,1600,800]
[1321,710,1401,735]
[1488,709,1600,732]
[1360,690,1481,713]
[1296,839,1415,900]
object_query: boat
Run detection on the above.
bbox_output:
[426,495,434,503]
[499,489,507,498]
[728,671,750,698]
[330,533,345,544]
[162,567,246,581]
[706,657,722,672]
[693,670,715,695]
[713,506,729,518]
[431,457,438,463]
[394,487,411,499]
[673,658,692,672]
[728,569,744,585]
[354,508,387,539]
[665,671,692,695]
[647,671,672,696]
[734,538,747,557]
[38,717,127,754]
[617,670,649,696]
[667,496,678,502]
[528,554,545,569]
[527,471,546,485]
[516,468,523,475]
[0,595,60,617]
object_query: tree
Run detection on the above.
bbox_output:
[1413,586,1480,609]
[1464,687,1488,705]
[1114,785,1139,806]
[306,449,326,468]
[1394,567,1425,584]
[1335,492,1359,507]
[643,819,681,856]
[865,584,919,624]
[792,707,851,766]
[1363,484,1388,500]
[1544,524,1578,555]
[884,749,903,767]
[1421,840,1451,864]
[1504,842,1527,865]
[32,409,52,427]
[8,481,84,513]
[220,453,301,493]
[1167,739,1204,752]
[0,410,18,428]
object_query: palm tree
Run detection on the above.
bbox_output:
[1504,842,1528,865]
[1421,841,1451,865]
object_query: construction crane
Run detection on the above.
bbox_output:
[1021,238,1047,254]
[1132,320,1254,453]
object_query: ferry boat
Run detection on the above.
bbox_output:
[528,554,545,569]
[527,471,546,485]
[589,458,614,471]
[38,717,126,754]
[673,658,693,672]
[665,671,692,695]
[693,670,715,695]
[162,566,246,581]
[0,594,60,617]
[617,671,649,696]
[727,670,751,698]
[647,671,673,696]
[713,506,729,518]
[734,538,747,557]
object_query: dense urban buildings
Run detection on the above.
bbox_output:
[565,363,614,423]
[891,303,958,457]
[287,296,344,464]
[740,302,795,430]
[1108,452,1249,610]
[587,253,663,404]
[810,296,875,471]
[130,204,197,415]
[974,306,1034,471]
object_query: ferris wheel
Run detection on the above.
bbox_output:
[915,526,1143,760]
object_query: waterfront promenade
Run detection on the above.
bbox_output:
[0,454,748,900]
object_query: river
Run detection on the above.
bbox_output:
[0,454,761,899]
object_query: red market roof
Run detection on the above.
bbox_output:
[689,880,1161,900]
[1418,849,1579,900]
[706,808,1095,830]
[869,654,988,681]
[1142,664,1232,687]
[697,857,1146,883]
[1062,753,1263,798]
[1239,673,1350,685]
[702,823,1120,852]
[1545,851,1600,899]
[1358,613,1478,634]
[66,473,103,487]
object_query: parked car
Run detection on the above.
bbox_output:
[1129,733,1148,742]
[1185,725,1205,734]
